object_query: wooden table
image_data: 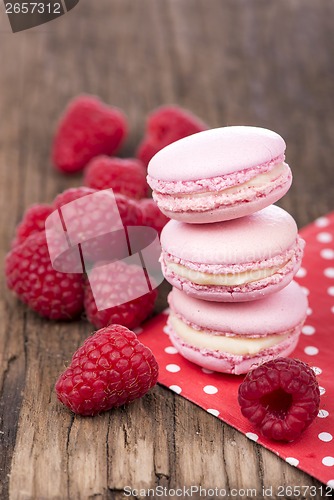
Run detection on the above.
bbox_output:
[1,1,334,498]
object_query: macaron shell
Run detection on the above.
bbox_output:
[168,281,308,336]
[159,180,292,223]
[161,205,298,265]
[148,126,286,182]
[168,327,300,375]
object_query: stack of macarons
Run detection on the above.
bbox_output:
[147,126,308,375]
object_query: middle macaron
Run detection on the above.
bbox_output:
[160,205,305,302]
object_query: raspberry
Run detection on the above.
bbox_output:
[5,232,84,320]
[136,105,208,166]
[53,187,140,227]
[55,324,159,416]
[114,193,142,227]
[138,198,169,235]
[84,261,158,330]
[51,95,127,173]
[52,187,141,267]
[238,358,320,442]
[136,140,159,169]
[12,203,53,248]
[84,156,147,199]
[53,187,97,209]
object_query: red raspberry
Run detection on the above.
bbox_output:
[238,358,320,442]
[84,156,147,199]
[136,140,159,170]
[12,203,53,248]
[53,186,97,209]
[5,232,84,320]
[55,324,159,416]
[51,95,127,173]
[52,187,141,267]
[114,193,142,227]
[138,198,169,235]
[136,105,208,166]
[84,261,158,330]
[53,187,140,227]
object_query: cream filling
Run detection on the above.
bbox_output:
[172,162,288,198]
[165,260,287,286]
[169,315,289,356]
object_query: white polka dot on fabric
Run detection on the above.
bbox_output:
[166,364,181,373]
[207,408,220,417]
[301,287,310,296]
[169,385,182,394]
[324,268,334,279]
[327,479,334,489]
[302,325,316,336]
[304,346,319,356]
[318,409,329,418]
[315,217,330,227]
[322,457,334,467]
[328,287,334,297]
[311,366,322,376]
[318,432,333,442]
[321,248,334,260]
[201,368,214,374]
[286,457,299,467]
[331,306,334,315]
[319,386,326,396]
[246,432,259,442]
[133,327,143,335]
[163,325,170,334]
[317,232,333,243]
[296,267,307,278]
[307,307,313,316]
[203,385,218,395]
[164,346,178,354]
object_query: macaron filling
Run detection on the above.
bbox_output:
[168,314,294,356]
[149,160,291,214]
[161,236,304,288]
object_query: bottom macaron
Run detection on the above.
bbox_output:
[166,282,308,375]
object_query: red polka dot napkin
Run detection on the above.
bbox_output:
[139,212,334,487]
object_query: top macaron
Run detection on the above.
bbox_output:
[147,126,292,223]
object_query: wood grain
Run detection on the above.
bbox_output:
[1,0,334,498]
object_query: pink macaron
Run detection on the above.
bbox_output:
[160,205,305,302]
[167,281,308,375]
[147,126,292,223]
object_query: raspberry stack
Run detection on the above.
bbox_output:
[147,126,308,374]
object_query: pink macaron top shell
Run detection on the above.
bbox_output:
[160,205,298,265]
[148,126,286,182]
[168,281,308,337]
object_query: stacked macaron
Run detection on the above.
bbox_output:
[147,126,308,375]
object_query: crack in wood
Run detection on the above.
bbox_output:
[65,414,75,499]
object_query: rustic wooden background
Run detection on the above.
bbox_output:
[1,0,334,499]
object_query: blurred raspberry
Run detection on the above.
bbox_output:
[55,324,159,416]
[53,187,141,226]
[53,187,97,209]
[53,188,141,267]
[5,232,84,320]
[138,198,169,235]
[137,105,208,167]
[51,94,127,173]
[84,156,147,199]
[84,261,158,330]
[12,203,53,248]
